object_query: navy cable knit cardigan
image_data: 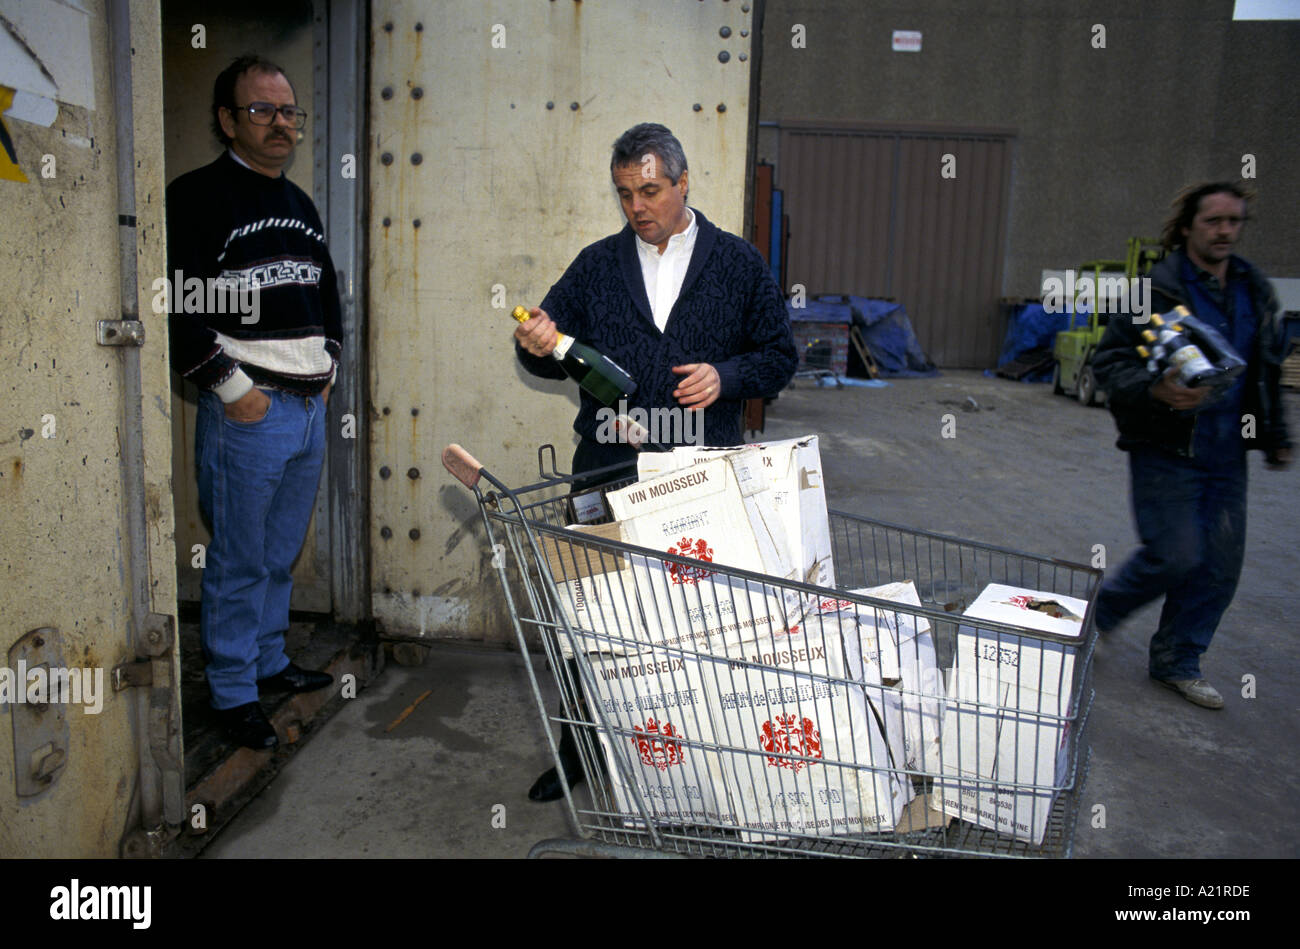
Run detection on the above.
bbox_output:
[516,208,797,447]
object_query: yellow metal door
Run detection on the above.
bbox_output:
[367,0,757,643]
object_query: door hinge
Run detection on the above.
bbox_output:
[97,320,145,346]
[112,660,152,691]
[112,614,175,690]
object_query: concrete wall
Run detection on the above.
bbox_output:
[758,0,1300,297]
[0,0,175,857]
[368,0,757,641]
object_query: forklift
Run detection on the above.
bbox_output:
[1052,237,1164,405]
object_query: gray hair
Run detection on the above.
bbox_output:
[610,123,688,184]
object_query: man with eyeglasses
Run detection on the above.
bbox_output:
[167,55,339,749]
[1091,181,1290,710]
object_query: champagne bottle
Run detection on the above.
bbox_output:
[1138,307,1220,387]
[512,305,637,406]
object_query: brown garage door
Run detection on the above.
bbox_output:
[776,121,1015,368]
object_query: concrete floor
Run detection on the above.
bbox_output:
[200,642,569,858]
[201,371,1300,859]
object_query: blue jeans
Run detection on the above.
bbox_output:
[1095,446,1248,681]
[195,389,327,709]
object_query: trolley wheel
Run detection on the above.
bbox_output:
[1051,362,1064,395]
[391,642,430,667]
[1077,364,1098,406]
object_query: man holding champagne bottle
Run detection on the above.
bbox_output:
[1091,181,1290,709]
[513,123,797,800]
[514,123,796,478]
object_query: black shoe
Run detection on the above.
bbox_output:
[528,760,583,802]
[257,661,334,695]
[529,719,584,802]
[217,701,278,750]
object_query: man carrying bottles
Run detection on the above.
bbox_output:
[1091,181,1290,709]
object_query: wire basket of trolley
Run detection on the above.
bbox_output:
[442,438,1100,858]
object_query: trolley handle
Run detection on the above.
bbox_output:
[442,443,484,489]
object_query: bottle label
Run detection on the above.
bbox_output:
[1168,343,1215,383]
[552,333,574,359]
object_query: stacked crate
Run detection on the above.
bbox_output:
[791,320,851,378]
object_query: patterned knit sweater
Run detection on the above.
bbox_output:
[166,152,341,400]
[517,209,797,446]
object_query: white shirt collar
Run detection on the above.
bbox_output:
[227,147,284,178]
[227,147,255,171]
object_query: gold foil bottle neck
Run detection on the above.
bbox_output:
[511,305,531,323]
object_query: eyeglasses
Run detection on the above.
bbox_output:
[231,101,308,129]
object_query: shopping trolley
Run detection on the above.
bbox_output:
[443,443,1100,858]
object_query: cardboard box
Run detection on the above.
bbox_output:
[809,596,910,807]
[637,435,834,590]
[936,583,1088,844]
[704,625,911,839]
[580,613,915,840]
[607,449,799,655]
[950,583,1086,716]
[893,791,950,834]
[895,629,945,773]
[835,583,945,775]
[581,647,736,827]
[538,521,652,660]
[937,668,1008,814]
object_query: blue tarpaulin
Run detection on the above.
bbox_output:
[995,303,1092,383]
[785,295,938,378]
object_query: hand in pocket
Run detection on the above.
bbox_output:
[225,388,271,422]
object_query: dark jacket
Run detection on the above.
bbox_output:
[1091,249,1289,461]
[516,209,797,447]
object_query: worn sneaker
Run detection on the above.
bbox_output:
[1153,677,1224,710]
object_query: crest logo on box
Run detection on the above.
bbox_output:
[816,598,856,613]
[631,717,685,770]
[760,714,822,772]
[664,537,714,585]
[1003,595,1081,621]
